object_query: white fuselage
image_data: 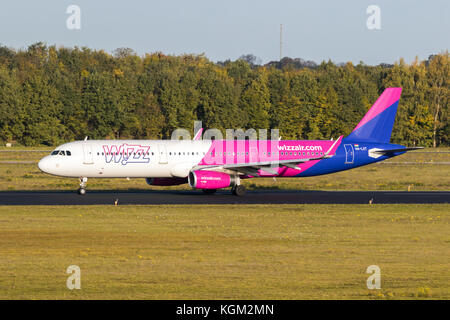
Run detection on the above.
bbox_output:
[38,140,212,178]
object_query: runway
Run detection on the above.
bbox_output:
[0,190,448,205]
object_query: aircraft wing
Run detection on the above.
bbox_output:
[222,156,330,176]
[193,136,343,176]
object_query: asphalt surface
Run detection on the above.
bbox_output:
[0,190,448,205]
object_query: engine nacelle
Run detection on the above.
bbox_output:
[188,170,237,189]
[146,177,187,186]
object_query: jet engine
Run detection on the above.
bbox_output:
[188,170,237,189]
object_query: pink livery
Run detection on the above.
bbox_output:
[38,88,422,196]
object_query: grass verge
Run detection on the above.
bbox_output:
[0,204,448,299]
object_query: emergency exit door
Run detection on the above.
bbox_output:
[158,144,168,164]
[344,144,354,164]
[82,143,94,164]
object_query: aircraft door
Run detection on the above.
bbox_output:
[82,143,94,164]
[158,144,168,164]
[344,144,354,164]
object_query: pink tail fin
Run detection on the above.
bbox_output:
[346,88,402,143]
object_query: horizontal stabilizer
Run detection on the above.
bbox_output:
[372,147,424,154]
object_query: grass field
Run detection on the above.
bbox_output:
[0,147,449,192]
[0,147,448,300]
[0,204,448,300]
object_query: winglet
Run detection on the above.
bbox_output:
[325,135,343,157]
[193,128,203,140]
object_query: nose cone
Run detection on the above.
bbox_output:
[38,156,51,173]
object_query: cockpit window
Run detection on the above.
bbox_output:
[51,150,71,156]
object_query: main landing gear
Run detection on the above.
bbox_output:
[232,185,246,196]
[77,177,88,195]
[201,185,246,196]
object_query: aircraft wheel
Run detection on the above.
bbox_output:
[77,188,86,195]
[232,185,246,196]
[202,189,217,194]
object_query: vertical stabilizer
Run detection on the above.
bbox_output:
[346,88,402,143]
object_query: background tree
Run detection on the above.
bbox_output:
[426,52,449,147]
[0,43,447,147]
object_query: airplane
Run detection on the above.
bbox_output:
[38,87,422,196]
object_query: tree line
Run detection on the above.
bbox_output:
[0,43,448,147]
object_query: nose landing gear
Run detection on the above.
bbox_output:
[77,177,88,195]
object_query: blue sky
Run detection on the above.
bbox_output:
[0,0,448,64]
